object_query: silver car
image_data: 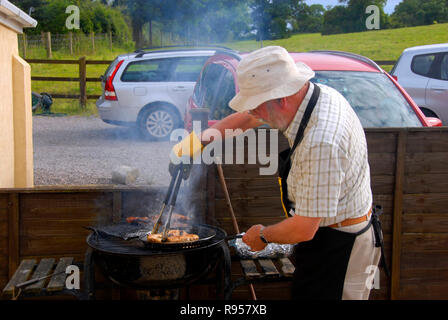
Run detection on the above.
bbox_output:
[96,48,216,140]
[391,43,448,125]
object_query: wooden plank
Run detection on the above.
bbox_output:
[2,259,36,295]
[47,257,73,292]
[215,177,280,200]
[21,207,110,221]
[401,233,448,252]
[403,194,448,214]
[371,175,395,194]
[365,132,397,153]
[215,197,284,218]
[240,260,260,278]
[20,192,113,212]
[31,76,79,82]
[278,258,295,277]
[20,236,89,256]
[404,173,448,194]
[402,214,448,233]
[24,258,55,293]
[26,59,80,64]
[368,153,396,176]
[0,238,7,255]
[406,130,448,153]
[258,259,280,276]
[391,130,406,300]
[399,283,448,300]
[219,164,276,179]
[216,216,285,235]
[20,219,95,237]
[405,152,448,174]
[206,165,216,225]
[0,194,9,209]
[112,191,122,223]
[401,251,448,270]
[8,193,20,279]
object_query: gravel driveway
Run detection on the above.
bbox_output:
[33,115,175,186]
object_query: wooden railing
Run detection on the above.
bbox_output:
[26,57,113,107]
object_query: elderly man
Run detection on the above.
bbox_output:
[173,46,382,300]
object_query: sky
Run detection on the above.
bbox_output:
[305,0,403,14]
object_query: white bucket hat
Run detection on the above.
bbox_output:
[229,46,315,113]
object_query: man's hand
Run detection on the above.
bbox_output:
[242,224,267,251]
[172,131,203,159]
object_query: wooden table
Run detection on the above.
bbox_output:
[2,257,84,299]
[226,256,295,299]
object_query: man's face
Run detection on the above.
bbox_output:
[249,99,289,131]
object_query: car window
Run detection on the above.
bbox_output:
[193,63,226,110]
[121,58,173,82]
[441,54,448,81]
[209,69,236,120]
[411,54,436,77]
[172,57,208,82]
[104,58,121,78]
[311,71,423,127]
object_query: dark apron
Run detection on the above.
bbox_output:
[277,84,389,300]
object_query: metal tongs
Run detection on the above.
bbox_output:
[151,162,191,242]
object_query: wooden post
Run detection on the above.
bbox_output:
[21,33,27,58]
[90,32,95,53]
[69,32,73,55]
[390,129,407,300]
[45,32,52,59]
[8,193,20,279]
[79,56,87,108]
[109,31,113,51]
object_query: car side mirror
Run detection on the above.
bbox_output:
[426,117,443,127]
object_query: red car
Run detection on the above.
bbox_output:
[185,49,442,131]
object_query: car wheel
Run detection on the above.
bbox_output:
[139,106,178,141]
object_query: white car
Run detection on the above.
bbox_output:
[96,48,217,140]
[391,43,448,125]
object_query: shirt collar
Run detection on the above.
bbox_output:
[283,82,315,147]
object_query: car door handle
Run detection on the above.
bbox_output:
[173,86,187,91]
[430,87,447,92]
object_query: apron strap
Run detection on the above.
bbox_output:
[287,84,321,167]
[371,205,391,277]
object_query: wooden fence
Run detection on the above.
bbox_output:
[27,58,396,108]
[206,127,448,300]
[2,127,445,299]
[27,58,112,107]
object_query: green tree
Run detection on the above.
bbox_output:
[390,0,448,27]
[251,0,295,40]
[322,0,388,35]
[293,2,325,33]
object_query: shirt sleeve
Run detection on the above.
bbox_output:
[292,142,346,218]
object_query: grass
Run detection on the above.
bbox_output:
[27,23,448,115]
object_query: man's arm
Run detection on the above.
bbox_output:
[200,111,264,146]
[242,215,321,251]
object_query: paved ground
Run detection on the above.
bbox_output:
[33,115,174,186]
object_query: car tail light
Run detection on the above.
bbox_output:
[391,75,398,81]
[105,60,124,101]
